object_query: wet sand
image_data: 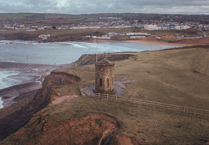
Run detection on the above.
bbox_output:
[0,82,41,108]
[0,62,74,109]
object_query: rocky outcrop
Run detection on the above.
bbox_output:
[0,72,80,141]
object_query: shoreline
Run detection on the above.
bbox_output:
[0,39,202,109]
[0,61,74,109]
[1,38,192,47]
[0,82,41,108]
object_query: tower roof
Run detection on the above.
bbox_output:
[95,58,115,66]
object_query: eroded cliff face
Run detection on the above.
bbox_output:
[0,112,126,145]
[37,113,118,145]
[0,72,80,141]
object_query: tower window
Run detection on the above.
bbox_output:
[107,78,109,87]
[100,79,102,87]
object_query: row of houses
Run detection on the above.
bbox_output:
[144,24,191,30]
[84,35,146,40]
[70,25,133,30]
[84,35,111,39]
[107,32,151,37]
[3,24,53,31]
[84,32,150,40]
[70,26,101,29]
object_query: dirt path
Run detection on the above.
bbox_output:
[51,94,78,104]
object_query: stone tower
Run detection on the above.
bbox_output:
[94,58,115,94]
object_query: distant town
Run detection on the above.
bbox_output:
[2,17,209,31]
[1,17,209,40]
[0,13,209,42]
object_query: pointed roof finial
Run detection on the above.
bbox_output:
[95,58,114,66]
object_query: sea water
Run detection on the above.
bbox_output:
[0,40,178,65]
[0,97,2,108]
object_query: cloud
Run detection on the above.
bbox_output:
[0,0,209,14]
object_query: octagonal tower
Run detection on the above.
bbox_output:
[94,58,115,94]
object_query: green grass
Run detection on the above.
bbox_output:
[56,48,209,110]
[1,47,209,145]
[0,28,135,35]
[2,94,209,145]
[133,28,204,37]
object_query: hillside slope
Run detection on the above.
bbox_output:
[1,47,209,145]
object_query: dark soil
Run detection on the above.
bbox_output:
[0,33,39,41]
[13,89,39,102]
[0,82,38,97]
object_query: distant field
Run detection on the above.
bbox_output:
[0,13,34,20]
[0,13,121,24]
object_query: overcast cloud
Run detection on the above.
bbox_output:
[0,0,209,14]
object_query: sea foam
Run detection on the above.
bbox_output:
[0,70,21,109]
[0,97,3,109]
[0,70,20,90]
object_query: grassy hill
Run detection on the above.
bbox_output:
[1,46,209,145]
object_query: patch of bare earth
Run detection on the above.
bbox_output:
[37,113,118,145]
[12,127,28,141]
[51,94,78,104]
[115,135,133,145]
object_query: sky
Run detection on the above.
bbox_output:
[0,0,209,14]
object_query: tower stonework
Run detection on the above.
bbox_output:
[94,58,115,94]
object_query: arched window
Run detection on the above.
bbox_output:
[107,78,109,87]
[100,79,102,87]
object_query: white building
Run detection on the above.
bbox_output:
[144,25,158,30]
[180,25,190,30]
[84,35,91,37]
[38,34,50,40]
[19,25,25,28]
[97,37,111,40]
[130,36,145,39]
[126,33,135,35]
[108,32,118,37]
[126,33,141,35]
[175,25,181,30]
